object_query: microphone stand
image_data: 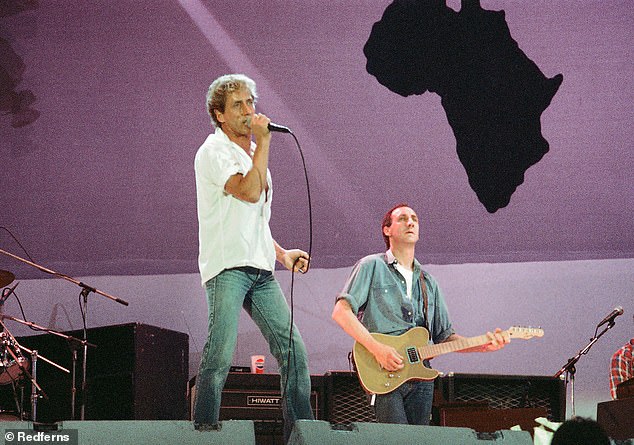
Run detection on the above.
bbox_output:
[554,319,618,417]
[79,284,91,421]
[0,248,129,307]
[1,314,94,420]
[0,317,71,421]
[0,248,128,419]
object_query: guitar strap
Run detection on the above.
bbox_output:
[420,271,429,329]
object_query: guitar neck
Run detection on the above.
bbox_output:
[418,333,492,359]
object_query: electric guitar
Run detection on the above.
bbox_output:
[353,326,543,394]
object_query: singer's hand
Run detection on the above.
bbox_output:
[251,113,272,141]
[281,249,310,274]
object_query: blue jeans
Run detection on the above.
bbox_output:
[193,267,314,440]
[374,380,434,425]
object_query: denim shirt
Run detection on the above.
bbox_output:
[337,251,454,344]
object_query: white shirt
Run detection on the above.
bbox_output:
[395,262,414,300]
[194,128,275,285]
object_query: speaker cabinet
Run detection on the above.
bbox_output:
[189,372,325,445]
[323,371,376,424]
[13,323,189,422]
[437,373,566,422]
[321,371,564,434]
[596,398,634,440]
[437,405,547,433]
[288,420,533,445]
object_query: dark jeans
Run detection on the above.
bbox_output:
[374,380,435,425]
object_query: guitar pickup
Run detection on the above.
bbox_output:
[406,346,420,364]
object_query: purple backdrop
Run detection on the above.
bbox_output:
[1,1,632,279]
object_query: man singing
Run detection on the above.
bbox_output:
[193,74,313,441]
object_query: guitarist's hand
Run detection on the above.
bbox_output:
[372,342,404,371]
[483,328,511,352]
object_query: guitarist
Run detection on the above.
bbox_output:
[332,203,509,425]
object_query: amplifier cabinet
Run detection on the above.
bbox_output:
[219,373,324,421]
[437,373,566,422]
[321,371,565,430]
[597,398,634,440]
[437,406,548,433]
[14,323,189,422]
[188,371,565,437]
[323,371,377,424]
[189,373,324,445]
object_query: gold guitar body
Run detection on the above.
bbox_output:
[353,327,438,395]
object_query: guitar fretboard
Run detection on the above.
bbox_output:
[418,334,492,359]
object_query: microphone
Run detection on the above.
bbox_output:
[268,122,292,134]
[597,306,623,327]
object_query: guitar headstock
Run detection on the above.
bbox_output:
[507,326,544,339]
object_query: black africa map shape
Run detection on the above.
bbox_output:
[364,0,563,212]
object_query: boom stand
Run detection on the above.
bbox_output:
[0,317,70,421]
[1,313,93,420]
[554,320,617,417]
[79,285,91,421]
[0,247,128,419]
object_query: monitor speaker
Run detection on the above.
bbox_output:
[0,420,255,445]
[288,420,533,445]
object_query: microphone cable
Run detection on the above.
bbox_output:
[280,128,313,417]
[1,226,36,263]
